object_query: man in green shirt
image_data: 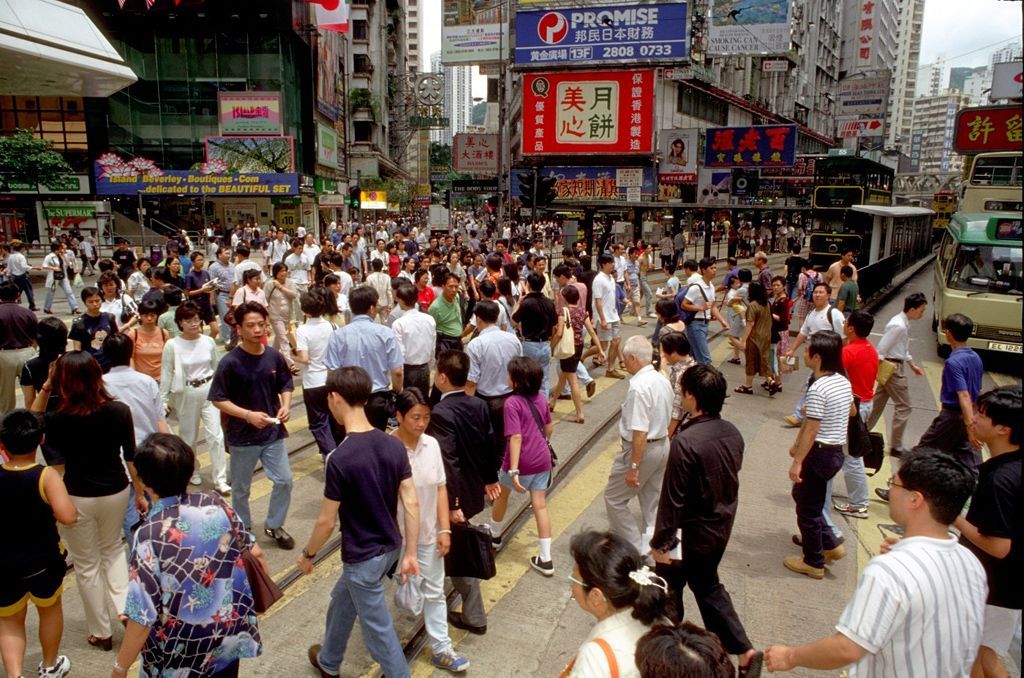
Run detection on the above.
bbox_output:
[429,272,464,358]
[836,265,859,316]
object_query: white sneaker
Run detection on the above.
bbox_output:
[215,483,232,495]
[190,473,202,486]
[38,655,71,678]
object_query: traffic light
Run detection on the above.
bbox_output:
[536,175,558,207]
[442,189,451,209]
[349,186,361,209]
[517,172,537,207]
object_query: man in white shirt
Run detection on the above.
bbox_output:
[284,238,312,323]
[6,242,38,310]
[266,228,289,268]
[302,233,321,262]
[391,283,436,397]
[294,292,337,458]
[680,257,729,366]
[604,336,673,555]
[783,280,846,427]
[766,448,986,676]
[866,293,927,458]
[590,254,625,379]
[365,258,393,322]
[465,300,522,466]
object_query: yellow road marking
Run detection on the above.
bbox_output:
[920,360,944,409]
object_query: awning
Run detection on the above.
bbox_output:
[0,0,137,97]
[850,205,935,217]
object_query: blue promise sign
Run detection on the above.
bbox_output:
[514,2,688,67]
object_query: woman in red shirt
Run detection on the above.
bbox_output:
[415,269,435,311]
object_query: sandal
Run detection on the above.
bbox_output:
[564,414,585,424]
[727,358,742,365]
[734,386,754,394]
[88,635,113,651]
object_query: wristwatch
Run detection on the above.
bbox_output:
[629,462,640,471]
[507,469,521,477]
[301,547,316,560]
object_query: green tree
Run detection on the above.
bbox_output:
[430,142,452,169]
[0,129,73,190]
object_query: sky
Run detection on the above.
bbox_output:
[418,0,1024,99]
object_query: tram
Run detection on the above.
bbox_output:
[931,191,957,239]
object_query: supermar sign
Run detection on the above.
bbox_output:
[514,2,688,67]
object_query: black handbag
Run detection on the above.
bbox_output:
[847,398,873,459]
[444,522,497,580]
[863,432,886,476]
[524,396,557,467]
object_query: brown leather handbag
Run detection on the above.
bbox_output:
[214,494,283,613]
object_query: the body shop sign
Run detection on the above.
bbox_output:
[514,3,688,67]
[218,92,283,136]
[522,70,655,155]
[703,124,797,168]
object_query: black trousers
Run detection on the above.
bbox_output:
[210,659,239,678]
[302,385,336,457]
[477,393,510,471]
[12,273,35,309]
[793,443,844,568]
[435,333,463,359]
[404,363,431,400]
[919,406,981,475]
[366,391,395,432]
[656,549,752,655]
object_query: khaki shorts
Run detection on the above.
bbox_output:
[597,320,621,342]
[628,287,641,304]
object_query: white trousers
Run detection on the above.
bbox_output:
[174,382,228,485]
[60,487,130,638]
[418,543,453,655]
[604,437,670,555]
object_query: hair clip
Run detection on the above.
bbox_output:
[628,565,669,594]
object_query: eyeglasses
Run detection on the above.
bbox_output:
[567,573,589,589]
[886,477,906,490]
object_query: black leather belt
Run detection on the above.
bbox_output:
[187,376,213,388]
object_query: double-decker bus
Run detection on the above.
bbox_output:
[959,152,1023,213]
[931,190,957,238]
[808,156,895,268]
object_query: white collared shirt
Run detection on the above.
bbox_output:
[466,325,522,396]
[392,307,436,366]
[284,251,311,285]
[876,312,912,361]
[618,364,672,440]
[295,317,334,388]
[7,251,30,276]
[567,607,649,678]
[683,278,715,321]
[394,432,446,546]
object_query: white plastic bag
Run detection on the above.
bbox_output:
[394,575,424,615]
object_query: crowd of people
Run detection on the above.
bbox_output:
[0,218,1019,678]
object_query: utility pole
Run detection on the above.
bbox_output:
[531,167,538,226]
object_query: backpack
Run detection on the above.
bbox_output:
[803,271,819,302]
[675,283,708,324]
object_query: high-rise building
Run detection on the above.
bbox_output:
[910,90,971,173]
[991,41,1023,68]
[962,68,990,105]
[927,55,947,96]
[428,51,472,146]
[405,0,421,71]
[839,0,899,77]
[886,0,924,151]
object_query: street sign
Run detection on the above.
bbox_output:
[626,186,642,202]
[990,61,1023,101]
[836,118,884,138]
[761,59,789,73]
[953,105,1023,154]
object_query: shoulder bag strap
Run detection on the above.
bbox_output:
[592,638,619,678]
[524,396,549,441]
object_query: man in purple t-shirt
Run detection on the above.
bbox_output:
[297,367,421,678]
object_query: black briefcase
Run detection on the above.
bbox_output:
[863,432,885,476]
[444,522,497,580]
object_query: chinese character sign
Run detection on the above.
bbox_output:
[523,70,655,155]
[510,166,655,201]
[514,3,688,67]
[856,0,876,69]
[703,124,797,168]
[453,133,499,175]
[953,105,1024,154]
[659,128,698,182]
[218,93,283,136]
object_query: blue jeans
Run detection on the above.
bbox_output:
[316,549,409,678]
[793,371,813,421]
[228,438,292,531]
[216,291,231,344]
[824,401,873,538]
[523,341,552,396]
[686,320,712,366]
[123,485,139,547]
[44,278,80,313]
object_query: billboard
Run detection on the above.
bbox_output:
[510,166,656,202]
[94,166,299,196]
[836,119,884,138]
[703,124,797,168]
[953,105,1024,154]
[453,133,499,175]
[990,61,1023,100]
[360,191,387,209]
[837,76,890,116]
[316,31,342,120]
[218,92,283,136]
[522,70,656,156]
[658,129,698,183]
[514,3,688,67]
[316,123,339,169]
[443,24,507,64]
[204,137,295,173]
[707,0,790,55]
[855,0,877,70]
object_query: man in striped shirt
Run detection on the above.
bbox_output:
[765,448,987,676]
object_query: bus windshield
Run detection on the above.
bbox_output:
[970,155,1023,187]
[948,244,1023,295]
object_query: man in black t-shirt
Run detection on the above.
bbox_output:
[111,239,137,282]
[208,302,295,549]
[297,367,420,678]
[69,287,118,372]
[954,386,1022,677]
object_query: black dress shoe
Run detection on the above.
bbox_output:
[890,447,907,458]
[791,534,844,548]
[448,610,486,635]
[875,488,890,502]
[265,527,295,550]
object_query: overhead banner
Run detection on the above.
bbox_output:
[703,124,797,168]
[953,105,1024,154]
[443,24,507,64]
[514,3,688,67]
[205,137,295,173]
[94,166,299,196]
[836,119,884,138]
[510,166,656,202]
[218,92,283,136]
[837,77,890,116]
[658,128,698,182]
[522,69,656,156]
[990,61,1023,100]
[316,123,339,169]
[707,0,790,55]
[453,133,499,175]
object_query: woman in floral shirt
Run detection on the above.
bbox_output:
[113,433,262,677]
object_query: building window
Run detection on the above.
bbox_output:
[0,96,88,167]
[409,9,417,16]
[675,85,727,125]
[354,121,373,142]
[353,20,369,41]
[354,54,373,74]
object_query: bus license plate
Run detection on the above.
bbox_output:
[988,342,1022,354]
